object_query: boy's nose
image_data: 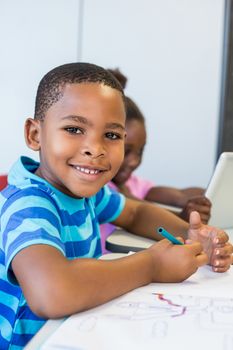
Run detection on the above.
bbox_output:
[81,143,106,159]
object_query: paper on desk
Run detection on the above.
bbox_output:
[41,266,233,350]
[141,265,233,298]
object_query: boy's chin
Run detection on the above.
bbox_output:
[67,185,103,199]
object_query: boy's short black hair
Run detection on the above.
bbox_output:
[34,62,124,120]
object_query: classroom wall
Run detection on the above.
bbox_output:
[0,0,225,188]
[0,0,80,168]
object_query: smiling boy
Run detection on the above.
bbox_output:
[0,63,232,349]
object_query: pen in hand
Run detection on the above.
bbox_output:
[157,227,184,245]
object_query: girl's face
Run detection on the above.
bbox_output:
[113,119,146,185]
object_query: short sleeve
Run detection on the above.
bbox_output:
[126,174,154,199]
[0,188,65,283]
[94,185,125,224]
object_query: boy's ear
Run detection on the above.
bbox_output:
[24,118,41,151]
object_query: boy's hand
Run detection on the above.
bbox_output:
[179,196,211,224]
[147,239,208,283]
[188,211,233,272]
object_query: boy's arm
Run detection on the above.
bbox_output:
[12,239,206,319]
[113,197,189,240]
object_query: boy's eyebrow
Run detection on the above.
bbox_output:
[105,122,125,131]
[61,115,91,125]
[61,115,125,131]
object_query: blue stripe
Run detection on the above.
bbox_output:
[65,233,96,257]
[93,238,102,257]
[0,279,21,297]
[95,188,104,206]
[0,303,16,325]
[0,184,18,199]
[98,194,121,222]
[0,249,5,264]
[6,228,64,263]
[1,187,58,217]
[0,332,9,349]
[59,207,87,226]
[3,208,61,248]
[11,332,34,347]
[2,197,89,236]
[17,305,45,321]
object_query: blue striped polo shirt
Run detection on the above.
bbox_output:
[0,156,125,349]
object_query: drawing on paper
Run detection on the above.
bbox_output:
[42,291,233,350]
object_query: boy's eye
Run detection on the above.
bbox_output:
[105,132,121,140]
[65,127,83,134]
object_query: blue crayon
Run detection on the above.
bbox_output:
[157,227,184,245]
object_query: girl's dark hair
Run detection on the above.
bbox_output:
[125,96,145,123]
[107,68,128,89]
[35,62,124,120]
[108,68,144,123]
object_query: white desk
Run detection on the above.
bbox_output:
[25,228,233,349]
[28,264,233,350]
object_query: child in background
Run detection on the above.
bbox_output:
[108,68,211,221]
[0,63,232,349]
[100,69,211,253]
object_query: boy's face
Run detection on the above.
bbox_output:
[113,119,146,186]
[29,83,126,198]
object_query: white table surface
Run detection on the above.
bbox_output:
[25,228,233,349]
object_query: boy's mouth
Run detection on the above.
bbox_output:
[72,164,109,177]
[75,165,102,175]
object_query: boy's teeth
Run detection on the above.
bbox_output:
[76,166,99,174]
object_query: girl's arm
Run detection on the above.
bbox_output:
[145,186,204,207]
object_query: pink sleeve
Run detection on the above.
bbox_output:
[125,174,154,200]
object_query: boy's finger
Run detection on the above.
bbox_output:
[212,230,229,245]
[212,265,231,273]
[196,252,208,267]
[211,255,232,269]
[189,211,202,230]
[214,243,233,257]
[188,241,204,255]
[176,236,185,244]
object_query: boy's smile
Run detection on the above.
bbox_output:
[27,83,126,198]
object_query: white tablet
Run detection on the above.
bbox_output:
[205,152,233,229]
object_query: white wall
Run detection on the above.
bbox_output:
[0,0,225,188]
[0,0,80,171]
[81,0,225,187]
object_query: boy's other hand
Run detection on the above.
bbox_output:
[147,239,207,283]
[188,211,233,272]
[179,196,211,223]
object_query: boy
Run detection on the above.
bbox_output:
[0,63,232,349]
